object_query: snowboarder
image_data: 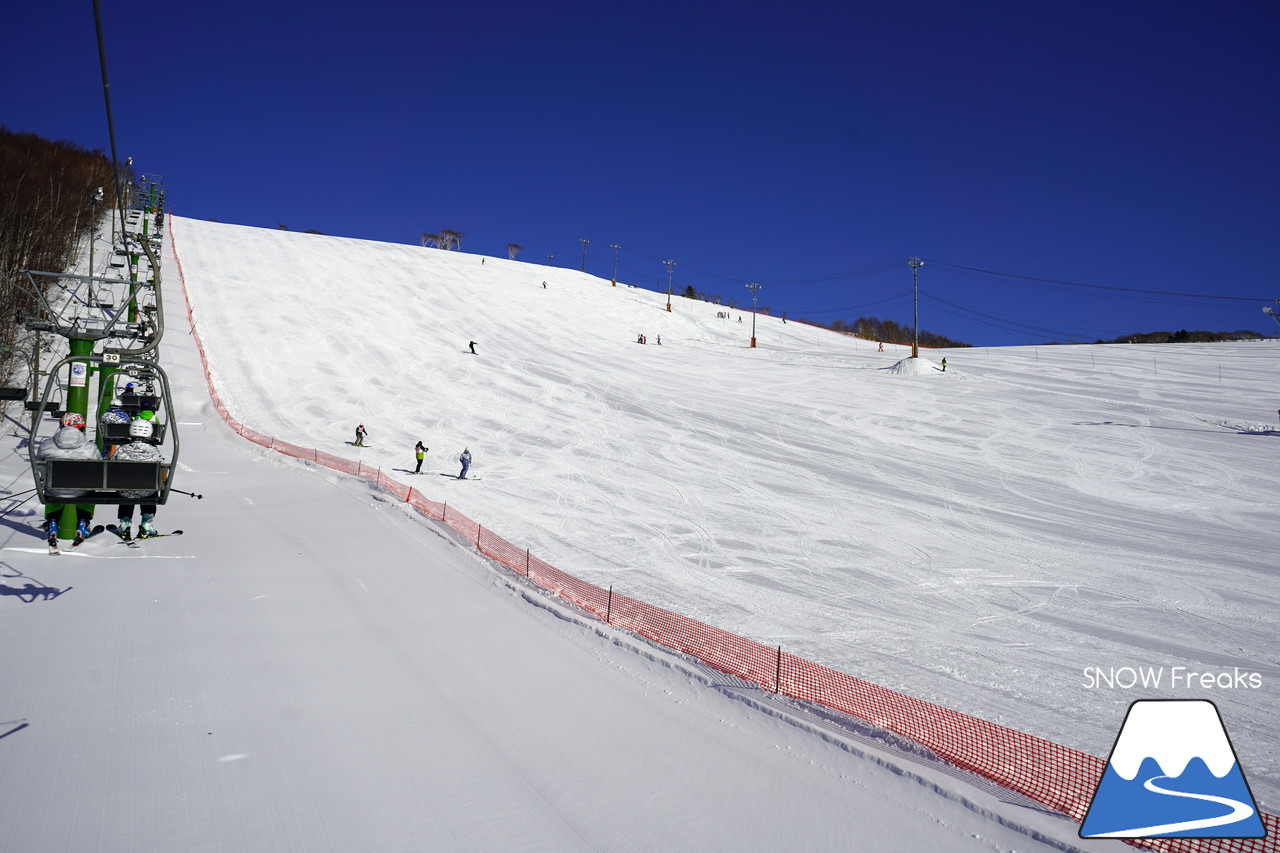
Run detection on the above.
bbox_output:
[37,412,101,545]
[414,440,428,474]
[113,418,163,540]
[458,447,472,479]
[354,424,368,446]
[656,335,662,345]
[941,358,947,372]
[878,342,884,352]
[469,341,477,354]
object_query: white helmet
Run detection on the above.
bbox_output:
[129,419,155,439]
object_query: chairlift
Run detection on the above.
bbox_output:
[28,354,179,505]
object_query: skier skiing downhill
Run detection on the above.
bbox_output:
[354,424,368,446]
[414,440,428,474]
[458,447,472,479]
[37,412,101,546]
[113,418,162,540]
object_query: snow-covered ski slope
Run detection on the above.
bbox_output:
[0,225,1134,852]
[171,217,1280,811]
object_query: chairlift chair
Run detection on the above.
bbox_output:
[28,354,179,506]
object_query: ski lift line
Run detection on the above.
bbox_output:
[921,258,1270,302]
[936,266,1262,311]
[921,293,1102,338]
[789,293,916,317]
[619,244,912,287]
[922,303,1087,342]
[921,297,1116,342]
[922,293,1120,337]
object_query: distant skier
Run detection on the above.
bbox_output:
[113,418,163,540]
[469,341,477,354]
[878,342,884,351]
[414,440,428,474]
[354,424,368,446]
[458,447,472,480]
[941,358,947,372]
[656,335,662,345]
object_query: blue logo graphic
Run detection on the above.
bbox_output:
[1081,699,1265,839]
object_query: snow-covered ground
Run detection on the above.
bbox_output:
[2,214,1276,850]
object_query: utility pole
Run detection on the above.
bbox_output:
[88,187,103,278]
[909,257,924,358]
[610,244,620,286]
[580,238,589,272]
[663,259,676,312]
[746,282,761,348]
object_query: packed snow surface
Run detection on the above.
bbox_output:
[173,218,1280,807]
[2,214,1277,851]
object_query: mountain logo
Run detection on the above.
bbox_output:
[1080,699,1265,839]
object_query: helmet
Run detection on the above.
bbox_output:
[61,412,85,429]
[139,409,156,421]
[129,419,155,439]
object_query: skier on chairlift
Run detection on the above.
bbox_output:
[37,412,101,545]
[113,418,163,540]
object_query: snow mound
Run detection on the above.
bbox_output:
[882,357,942,376]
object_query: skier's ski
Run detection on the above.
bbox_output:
[106,524,140,548]
[71,525,107,549]
[108,524,184,545]
[47,536,60,556]
[138,530,184,541]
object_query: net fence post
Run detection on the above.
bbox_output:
[606,585,613,624]
[775,645,783,693]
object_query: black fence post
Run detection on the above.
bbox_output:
[606,585,613,624]
[775,645,783,693]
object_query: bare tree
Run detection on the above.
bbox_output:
[507,243,522,260]
[439,229,465,251]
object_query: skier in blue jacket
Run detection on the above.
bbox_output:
[458,448,472,479]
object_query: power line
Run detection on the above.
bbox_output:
[921,258,1270,303]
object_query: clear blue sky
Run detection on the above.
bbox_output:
[6,0,1278,345]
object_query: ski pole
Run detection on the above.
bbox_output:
[170,488,204,500]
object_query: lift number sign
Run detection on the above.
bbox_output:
[102,353,121,364]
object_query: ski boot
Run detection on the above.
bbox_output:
[116,517,133,541]
[44,518,59,548]
[138,513,159,539]
[73,519,92,547]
